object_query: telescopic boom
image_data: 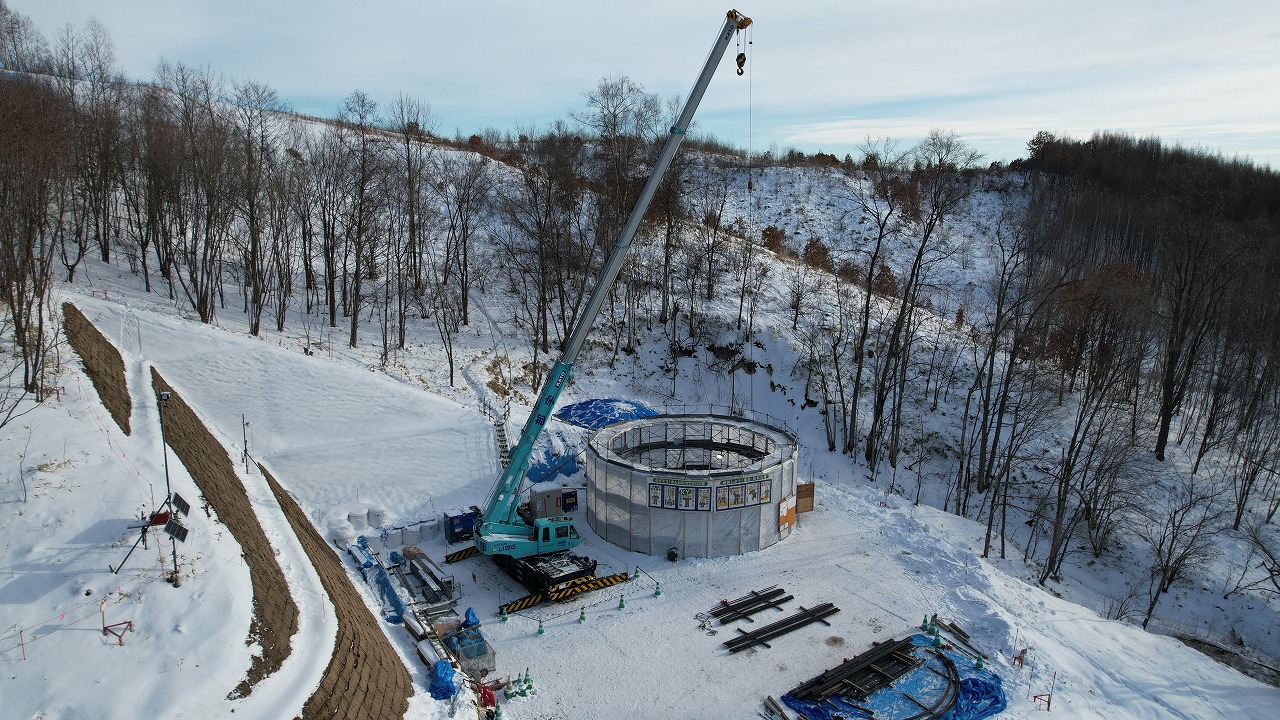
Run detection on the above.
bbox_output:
[475,10,752,559]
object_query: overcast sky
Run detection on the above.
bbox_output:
[13,0,1280,165]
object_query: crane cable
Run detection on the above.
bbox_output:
[747,24,757,407]
[740,24,754,193]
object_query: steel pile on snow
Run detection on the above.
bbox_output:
[789,636,921,702]
[722,602,840,653]
[780,634,993,720]
[709,586,794,624]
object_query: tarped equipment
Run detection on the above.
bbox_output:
[464,607,480,628]
[371,562,406,624]
[428,659,456,700]
[349,537,407,623]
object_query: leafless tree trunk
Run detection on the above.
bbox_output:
[1150,194,1240,461]
[310,126,346,327]
[231,80,286,336]
[339,90,384,349]
[499,126,590,371]
[157,61,237,324]
[865,131,979,468]
[390,94,435,346]
[0,1,52,74]
[690,163,732,302]
[1039,300,1143,584]
[435,150,490,329]
[843,137,911,456]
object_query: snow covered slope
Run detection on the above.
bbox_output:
[2,264,1276,718]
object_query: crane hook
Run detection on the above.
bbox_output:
[736,52,746,76]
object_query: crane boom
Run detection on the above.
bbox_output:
[475,9,752,560]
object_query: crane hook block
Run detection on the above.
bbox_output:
[736,52,746,76]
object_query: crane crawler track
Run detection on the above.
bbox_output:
[499,572,630,614]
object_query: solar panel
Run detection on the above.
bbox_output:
[171,492,191,517]
[164,518,189,543]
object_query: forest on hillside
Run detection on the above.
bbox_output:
[4,4,1280,633]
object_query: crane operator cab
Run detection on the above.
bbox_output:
[534,516,580,553]
[474,513,581,559]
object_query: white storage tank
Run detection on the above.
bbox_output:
[584,410,798,558]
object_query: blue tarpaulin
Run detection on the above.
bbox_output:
[428,659,457,700]
[526,399,658,483]
[351,537,407,623]
[782,634,1006,720]
[348,539,375,571]
[527,454,581,484]
[554,398,658,429]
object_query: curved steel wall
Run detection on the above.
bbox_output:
[584,413,798,558]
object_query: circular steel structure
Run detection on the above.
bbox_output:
[584,410,798,558]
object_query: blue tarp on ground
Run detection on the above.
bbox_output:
[554,398,658,429]
[428,659,457,700]
[782,634,1006,720]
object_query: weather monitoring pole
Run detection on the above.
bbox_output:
[156,391,190,587]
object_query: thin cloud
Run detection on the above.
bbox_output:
[12,0,1279,164]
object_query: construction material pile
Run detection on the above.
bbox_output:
[781,633,1006,720]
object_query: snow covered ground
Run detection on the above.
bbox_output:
[2,253,1277,720]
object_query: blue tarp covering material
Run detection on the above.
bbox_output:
[463,607,480,628]
[372,563,407,624]
[527,454,580,484]
[348,540,375,571]
[782,634,1006,720]
[351,537,407,623]
[554,398,658,429]
[526,399,657,483]
[429,659,457,700]
[444,625,491,660]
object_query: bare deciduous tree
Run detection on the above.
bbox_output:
[0,1,51,73]
[337,90,384,349]
[434,149,490,329]
[1,75,72,401]
[1138,470,1227,627]
[1223,521,1280,601]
